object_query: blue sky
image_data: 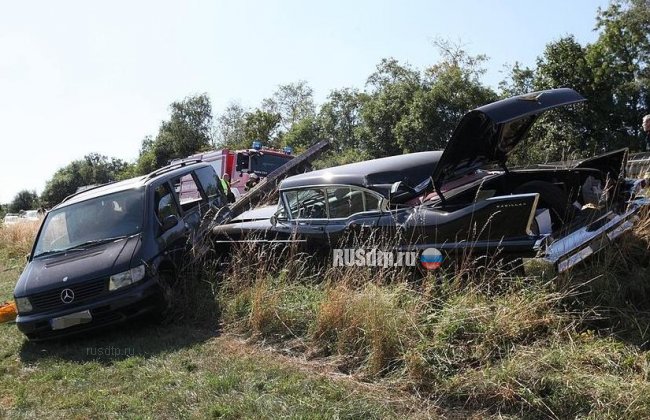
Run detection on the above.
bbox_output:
[0,0,609,203]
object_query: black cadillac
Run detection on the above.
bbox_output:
[213,88,649,272]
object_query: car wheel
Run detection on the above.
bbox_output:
[153,270,176,323]
[512,181,572,230]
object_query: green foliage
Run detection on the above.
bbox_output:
[281,116,321,153]
[216,82,316,151]
[312,148,372,170]
[8,190,39,213]
[133,1,650,171]
[136,94,213,174]
[215,102,247,150]
[502,0,650,162]
[360,58,422,157]
[24,1,650,211]
[241,109,282,148]
[262,81,316,132]
[317,88,369,152]
[40,153,130,207]
[396,41,497,153]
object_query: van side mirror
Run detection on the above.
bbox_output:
[161,215,179,232]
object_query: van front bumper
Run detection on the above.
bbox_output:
[15,277,162,340]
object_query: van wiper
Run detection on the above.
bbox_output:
[33,235,133,258]
[63,235,129,252]
[33,249,67,258]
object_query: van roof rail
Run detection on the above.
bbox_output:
[144,158,204,181]
[60,181,118,203]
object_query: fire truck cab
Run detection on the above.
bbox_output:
[177,142,294,200]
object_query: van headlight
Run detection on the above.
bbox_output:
[109,265,146,291]
[15,297,33,313]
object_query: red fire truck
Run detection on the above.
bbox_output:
[176,142,294,200]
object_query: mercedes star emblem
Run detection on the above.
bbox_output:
[60,288,75,304]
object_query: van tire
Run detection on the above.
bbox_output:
[152,270,176,323]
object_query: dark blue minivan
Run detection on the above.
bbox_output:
[14,161,227,340]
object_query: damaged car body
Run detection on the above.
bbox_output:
[213,88,649,273]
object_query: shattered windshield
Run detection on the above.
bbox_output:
[33,188,144,257]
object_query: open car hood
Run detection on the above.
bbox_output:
[432,88,586,187]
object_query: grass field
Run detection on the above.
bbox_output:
[1,205,650,418]
[0,224,432,419]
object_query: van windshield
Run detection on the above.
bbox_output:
[33,189,145,258]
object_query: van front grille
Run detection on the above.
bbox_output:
[29,279,107,312]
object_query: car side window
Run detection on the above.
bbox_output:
[284,189,328,219]
[328,187,364,218]
[364,192,381,211]
[171,173,205,212]
[154,183,180,226]
[327,187,382,218]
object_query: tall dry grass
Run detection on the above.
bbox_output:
[0,221,40,260]
[214,202,650,416]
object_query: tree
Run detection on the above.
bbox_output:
[527,36,597,161]
[241,109,282,148]
[500,0,650,161]
[282,116,321,152]
[395,41,497,153]
[136,94,214,174]
[499,62,535,96]
[361,58,422,157]
[590,0,650,147]
[360,45,496,158]
[41,154,130,207]
[262,81,316,132]
[215,102,247,149]
[317,88,368,151]
[9,190,39,213]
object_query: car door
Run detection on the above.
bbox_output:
[282,188,331,246]
[192,165,230,222]
[324,187,384,246]
[170,172,210,256]
[154,181,187,266]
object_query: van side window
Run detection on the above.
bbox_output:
[154,184,179,226]
[194,166,226,207]
[171,173,205,212]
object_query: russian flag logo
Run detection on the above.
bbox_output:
[420,248,443,270]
